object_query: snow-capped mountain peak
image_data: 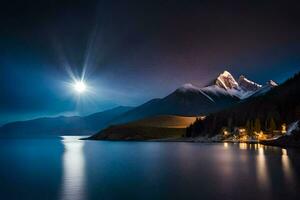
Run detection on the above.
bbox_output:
[210,70,273,99]
[215,70,239,90]
[267,80,278,87]
[238,75,262,91]
[174,70,277,101]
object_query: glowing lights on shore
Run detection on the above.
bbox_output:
[238,128,246,133]
[222,124,288,142]
[281,123,287,134]
[223,130,229,136]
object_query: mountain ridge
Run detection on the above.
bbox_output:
[0,106,133,137]
[102,70,273,126]
[186,71,300,137]
[0,70,278,137]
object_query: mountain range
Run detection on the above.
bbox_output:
[0,106,132,137]
[111,70,277,124]
[187,71,300,138]
[0,70,277,137]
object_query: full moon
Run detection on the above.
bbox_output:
[73,81,86,93]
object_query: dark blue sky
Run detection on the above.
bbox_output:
[0,0,300,124]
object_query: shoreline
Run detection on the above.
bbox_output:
[84,135,300,149]
[84,136,292,148]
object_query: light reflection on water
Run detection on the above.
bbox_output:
[281,149,295,186]
[57,139,299,200]
[223,142,228,148]
[233,143,297,193]
[239,143,248,150]
[60,136,86,200]
[256,145,270,190]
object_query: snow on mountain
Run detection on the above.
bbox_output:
[215,70,239,90]
[250,80,278,97]
[201,85,233,97]
[267,80,278,87]
[210,71,263,99]
[238,75,262,91]
[176,70,277,102]
[212,70,279,99]
[177,83,215,102]
[177,83,201,92]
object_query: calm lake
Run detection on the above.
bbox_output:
[0,136,299,200]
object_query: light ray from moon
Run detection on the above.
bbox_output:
[73,80,87,93]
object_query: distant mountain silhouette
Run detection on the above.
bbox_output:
[0,106,133,137]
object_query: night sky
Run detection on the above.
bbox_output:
[1,0,300,124]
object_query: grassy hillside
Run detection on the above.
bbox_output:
[126,115,197,128]
[89,115,197,140]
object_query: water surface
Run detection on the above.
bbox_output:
[0,137,300,200]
